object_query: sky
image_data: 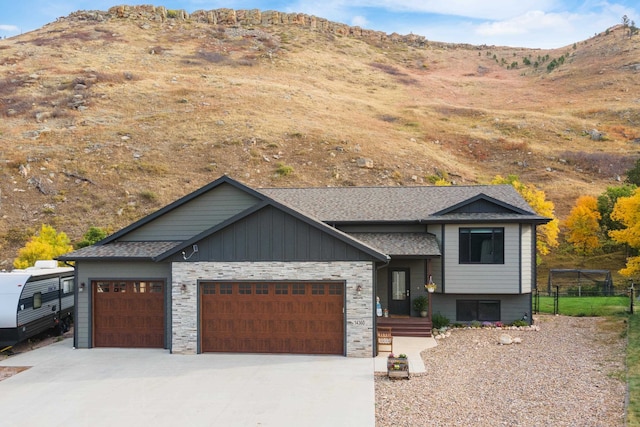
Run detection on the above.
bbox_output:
[0,1,638,48]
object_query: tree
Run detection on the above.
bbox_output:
[564,196,601,258]
[491,175,559,257]
[76,226,108,248]
[609,188,640,276]
[13,224,73,269]
[597,184,636,234]
[626,158,640,186]
[623,15,630,28]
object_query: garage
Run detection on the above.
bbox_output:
[93,280,165,348]
[200,281,344,355]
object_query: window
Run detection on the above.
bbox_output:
[292,284,305,295]
[329,284,343,295]
[456,300,501,322]
[33,292,42,309]
[202,283,216,295]
[62,279,74,294]
[255,284,268,295]
[275,284,288,295]
[220,283,232,295]
[311,284,325,295]
[239,284,252,295]
[459,228,504,264]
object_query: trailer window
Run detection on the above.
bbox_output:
[63,279,74,294]
[33,292,42,309]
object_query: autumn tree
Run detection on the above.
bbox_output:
[609,188,640,276]
[13,224,73,269]
[491,175,559,257]
[564,195,601,258]
[597,184,636,234]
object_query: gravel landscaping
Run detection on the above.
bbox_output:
[375,315,627,426]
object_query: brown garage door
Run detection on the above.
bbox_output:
[93,281,165,348]
[201,281,344,355]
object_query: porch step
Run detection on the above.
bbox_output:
[377,317,432,337]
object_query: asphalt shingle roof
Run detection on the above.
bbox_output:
[261,185,536,223]
[58,241,181,260]
[348,232,441,256]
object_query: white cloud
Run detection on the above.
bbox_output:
[476,11,571,37]
[0,24,19,33]
[351,15,369,27]
[329,0,559,20]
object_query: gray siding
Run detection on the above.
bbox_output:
[74,261,172,349]
[443,223,522,294]
[122,183,259,241]
[521,224,533,293]
[179,206,377,262]
[432,293,531,324]
[339,224,427,233]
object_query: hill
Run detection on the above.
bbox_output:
[0,5,639,269]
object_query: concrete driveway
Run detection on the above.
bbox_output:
[0,339,375,427]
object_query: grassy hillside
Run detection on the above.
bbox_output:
[0,5,639,269]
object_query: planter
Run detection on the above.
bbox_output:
[387,357,410,379]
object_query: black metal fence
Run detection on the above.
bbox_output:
[532,283,636,315]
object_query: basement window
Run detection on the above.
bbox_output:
[456,300,501,322]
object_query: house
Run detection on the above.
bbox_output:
[58,175,549,357]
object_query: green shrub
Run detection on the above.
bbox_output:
[432,312,450,329]
[275,163,294,177]
[511,319,528,327]
[470,320,482,328]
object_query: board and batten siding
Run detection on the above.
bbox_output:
[121,183,260,242]
[168,205,378,263]
[74,261,171,349]
[443,223,525,294]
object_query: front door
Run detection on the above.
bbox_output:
[388,269,410,315]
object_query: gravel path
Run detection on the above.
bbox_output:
[375,315,627,426]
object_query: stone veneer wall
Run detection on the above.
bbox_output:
[171,261,374,357]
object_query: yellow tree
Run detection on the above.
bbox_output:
[609,188,640,276]
[492,175,559,257]
[564,195,601,257]
[13,224,74,269]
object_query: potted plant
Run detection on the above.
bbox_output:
[387,353,410,379]
[412,295,429,317]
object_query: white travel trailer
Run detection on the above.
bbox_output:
[0,261,75,349]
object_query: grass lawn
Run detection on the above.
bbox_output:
[536,295,631,317]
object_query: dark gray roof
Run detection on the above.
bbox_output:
[348,232,440,256]
[261,185,538,223]
[58,241,181,260]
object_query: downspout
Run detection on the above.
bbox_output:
[62,260,77,348]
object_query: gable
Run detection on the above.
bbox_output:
[433,193,532,216]
[120,182,260,242]
[446,198,517,214]
[165,205,384,262]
